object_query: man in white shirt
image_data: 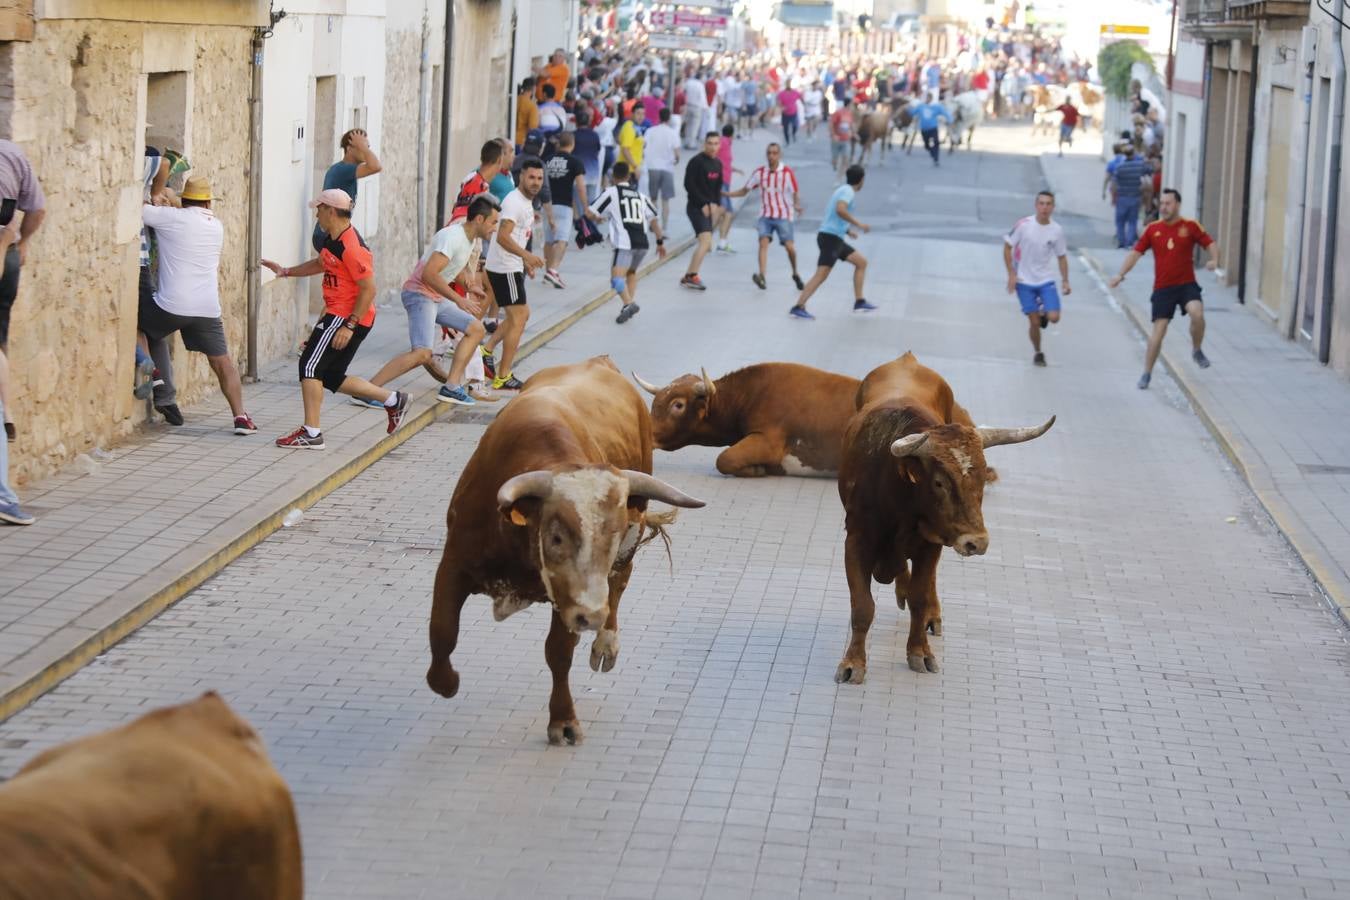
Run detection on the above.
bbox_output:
[1003,190,1070,367]
[642,108,681,231]
[682,67,708,149]
[482,160,546,391]
[139,176,254,434]
[362,194,499,406]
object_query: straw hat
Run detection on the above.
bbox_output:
[180,176,213,202]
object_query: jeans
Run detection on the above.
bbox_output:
[1115,197,1141,248]
[139,267,176,406]
[782,112,799,145]
[921,128,941,163]
[0,398,17,507]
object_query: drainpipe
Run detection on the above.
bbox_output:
[435,0,454,225]
[1319,1,1346,364]
[416,1,430,255]
[1237,37,1258,304]
[245,24,267,380]
[1284,25,1318,340]
[1195,42,1212,233]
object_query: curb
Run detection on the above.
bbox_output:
[1079,249,1350,625]
[0,234,698,724]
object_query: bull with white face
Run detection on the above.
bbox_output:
[427,356,704,746]
[835,353,1054,684]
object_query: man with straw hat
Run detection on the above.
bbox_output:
[139,175,256,435]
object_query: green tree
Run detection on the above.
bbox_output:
[1098,41,1155,99]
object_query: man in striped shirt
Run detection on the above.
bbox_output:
[725,143,805,291]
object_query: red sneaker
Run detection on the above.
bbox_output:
[275,426,325,450]
[233,415,258,436]
[385,391,409,434]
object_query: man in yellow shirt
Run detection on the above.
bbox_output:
[617,105,646,188]
[515,77,540,147]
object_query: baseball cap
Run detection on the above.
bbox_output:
[525,129,545,146]
[180,176,213,201]
[309,188,353,210]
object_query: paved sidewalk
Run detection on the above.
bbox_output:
[0,130,772,719]
[1042,150,1350,619]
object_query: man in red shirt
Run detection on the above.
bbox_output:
[1109,188,1221,389]
[449,140,505,222]
[261,189,409,448]
[1056,101,1080,157]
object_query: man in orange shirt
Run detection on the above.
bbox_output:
[536,50,570,104]
[516,77,540,147]
[1109,188,1221,389]
[261,189,409,448]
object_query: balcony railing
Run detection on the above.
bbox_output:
[1181,0,1233,22]
[1182,0,1311,21]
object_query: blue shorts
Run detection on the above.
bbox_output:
[1015,281,1061,315]
[757,217,795,244]
[402,289,477,350]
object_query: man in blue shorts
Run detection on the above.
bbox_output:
[1003,190,1070,367]
[724,143,805,291]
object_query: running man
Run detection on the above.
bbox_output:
[1003,190,1070,367]
[1109,188,1220,389]
[680,131,724,291]
[261,189,408,449]
[360,194,500,406]
[790,164,875,319]
[725,143,805,291]
[1056,99,1080,157]
[482,159,546,391]
[913,93,950,167]
[587,161,667,324]
[829,98,855,178]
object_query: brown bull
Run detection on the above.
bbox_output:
[634,362,861,477]
[428,356,705,744]
[0,692,303,900]
[835,352,1054,683]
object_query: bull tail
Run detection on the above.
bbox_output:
[637,508,679,573]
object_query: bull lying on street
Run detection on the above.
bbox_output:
[428,356,705,745]
[0,692,303,900]
[635,362,861,477]
[835,352,1054,683]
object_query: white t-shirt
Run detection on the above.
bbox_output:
[643,124,680,171]
[1004,216,1067,286]
[684,77,708,110]
[486,189,535,274]
[590,183,657,250]
[803,88,824,118]
[597,116,617,149]
[141,205,223,317]
[403,222,474,298]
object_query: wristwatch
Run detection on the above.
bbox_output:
[343,316,359,331]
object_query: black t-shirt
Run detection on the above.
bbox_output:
[544,152,585,208]
[684,152,724,209]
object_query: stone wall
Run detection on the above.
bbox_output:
[3,18,252,484]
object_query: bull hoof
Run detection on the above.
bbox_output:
[426,663,460,698]
[907,652,940,674]
[589,629,619,673]
[927,618,943,637]
[834,659,866,685]
[548,720,584,746]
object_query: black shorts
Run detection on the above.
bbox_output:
[298,313,370,392]
[687,203,715,235]
[0,246,19,348]
[487,269,528,307]
[137,271,230,356]
[1150,282,1203,321]
[816,232,856,268]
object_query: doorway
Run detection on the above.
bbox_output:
[1259,86,1292,317]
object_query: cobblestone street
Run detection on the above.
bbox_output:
[3,127,1349,898]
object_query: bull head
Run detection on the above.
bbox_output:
[497,467,705,633]
[633,369,719,450]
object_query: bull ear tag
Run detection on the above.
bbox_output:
[509,508,529,526]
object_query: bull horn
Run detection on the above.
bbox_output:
[696,367,716,399]
[496,470,555,512]
[889,433,932,458]
[631,371,662,396]
[621,470,706,509]
[977,415,1057,449]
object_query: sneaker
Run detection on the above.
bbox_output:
[1193,348,1211,369]
[134,359,156,400]
[788,305,816,320]
[853,299,878,312]
[233,415,259,435]
[349,396,384,409]
[492,373,526,391]
[1033,352,1046,367]
[480,346,497,381]
[385,391,409,434]
[276,427,325,450]
[792,273,805,291]
[468,385,500,403]
[680,274,707,291]
[543,268,565,289]
[1039,312,1049,329]
[155,404,184,426]
[0,501,35,526]
[751,273,766,290]
[1137,372,1152,390]
[616,302,640,324]
[437,384,476,406]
